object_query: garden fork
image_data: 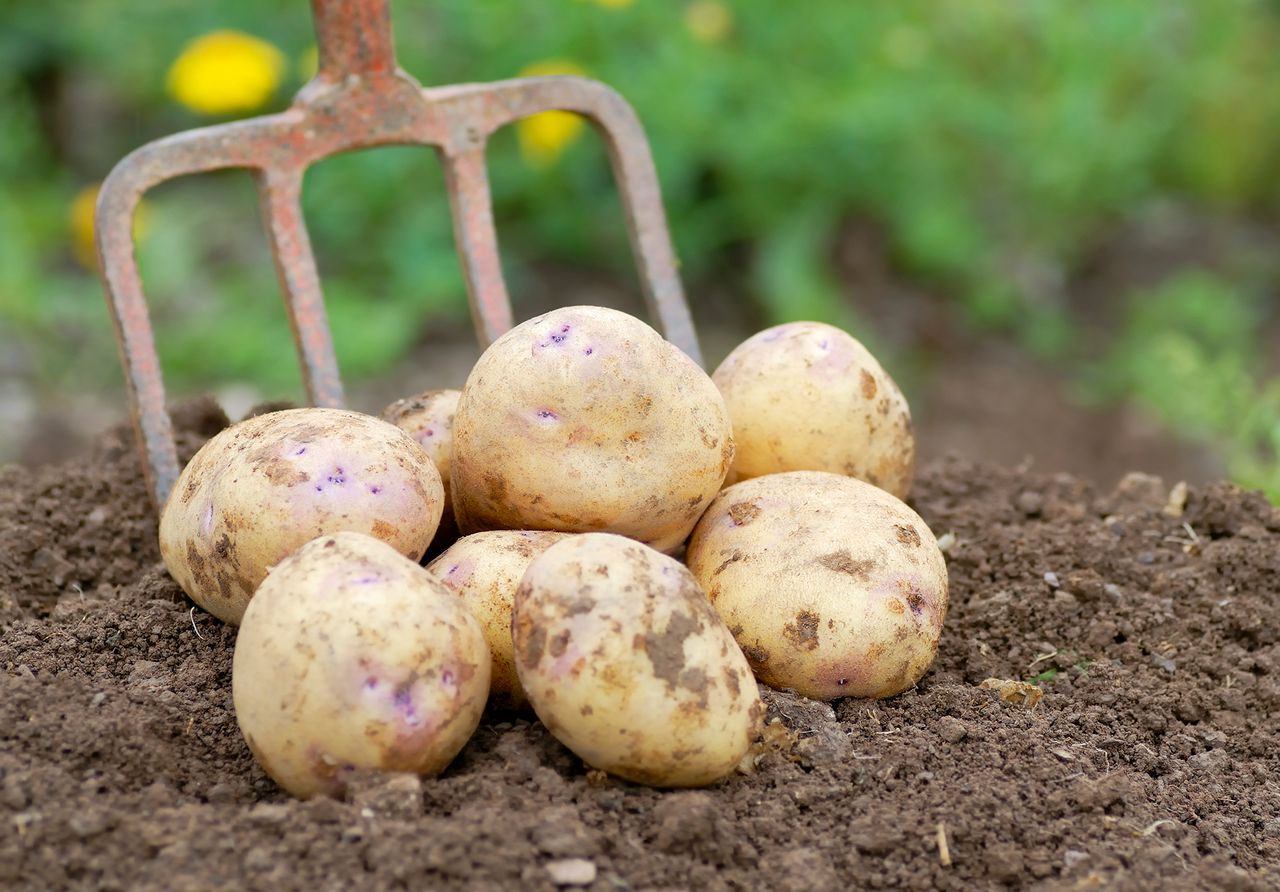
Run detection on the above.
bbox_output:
[95,0,699,513]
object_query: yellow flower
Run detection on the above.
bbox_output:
[166,30,286,116]
[684,1,733,45]
[69,184,150,271]
[516,61,588,168]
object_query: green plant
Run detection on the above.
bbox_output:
[1091,271,1280,499]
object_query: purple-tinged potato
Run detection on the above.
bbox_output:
[159,408,444,625]
[451,306,734,553]
[712,321,915,498]
[687,472,948,701]
[382,389,462,552]
[233,532,490,799]
[513,533,763,787]
[426,530,569,710]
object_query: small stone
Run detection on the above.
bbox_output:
[1043,571,1060,589]
[1152,654,1177,673]
[545,858,597,886]
[90,692,106,707]
[68,810,113,838]
[248,803,291,826]
[1015,491,1044,516]
[937,716,968,743]
[1063,849,1090,871]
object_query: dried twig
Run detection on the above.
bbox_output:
[936,823,952,866]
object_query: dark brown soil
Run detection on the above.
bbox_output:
[2,401,1278,891]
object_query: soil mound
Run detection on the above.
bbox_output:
[2,402,1277,890]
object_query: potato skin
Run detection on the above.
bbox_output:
[159,408,444,625]
[382,389,461,551]
[451,306,733,553]
[232,532,490,799]
[513,533,763,787]
[426,530,569,710]
[686,472,948,701]
[712,321,915,498]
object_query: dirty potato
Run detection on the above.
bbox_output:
[233,532,490,799]
[451,306,733,553]
[426,530,569,710]
[686,471,948,700]
[159,408,444,625]
[712,321,914,498]
[382,389,461,551]
[513,533,763,787]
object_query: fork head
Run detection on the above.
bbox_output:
[95,0,699,512]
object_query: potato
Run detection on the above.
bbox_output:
[451,306,733,553]
[382,389,461,551]
[159,408,444,625]
[233,532,490,799]
[426,530,569,710]
[513,533,763,787]
[686,471,947,700]
[712,321,915,498]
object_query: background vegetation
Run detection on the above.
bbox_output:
[1,0,1278,494]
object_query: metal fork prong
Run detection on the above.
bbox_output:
[95,118,299,510]
[440,146,516,346]
[426,78,702,366]
[256,166,346,408]
[574,87,701,367]
[96,165,177,511]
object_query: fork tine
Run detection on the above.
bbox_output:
[96,168,178,510]
[256,167,345,408]
[426,78,702,365]
[580,88,702,367]
[440,146,515,345]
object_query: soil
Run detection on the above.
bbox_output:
[2,399,1278,891]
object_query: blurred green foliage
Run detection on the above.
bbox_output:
[1091,271,1280,497]
[1,0,1279,492]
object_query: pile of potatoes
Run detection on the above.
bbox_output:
[159,306,948,798]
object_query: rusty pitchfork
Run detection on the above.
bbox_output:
[95,0,700,514]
